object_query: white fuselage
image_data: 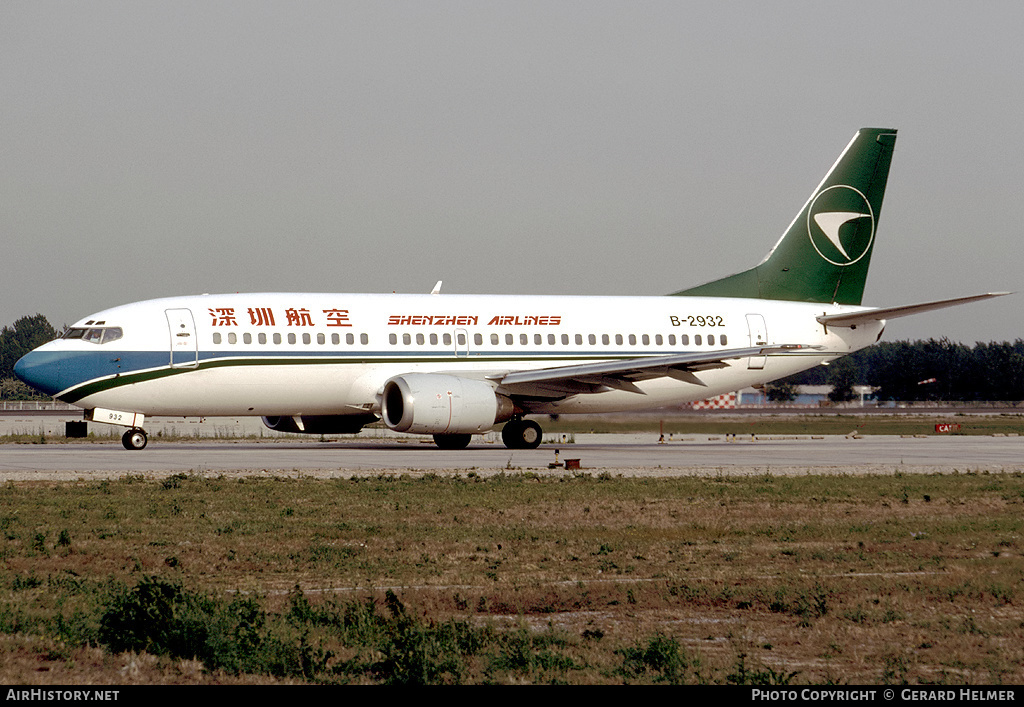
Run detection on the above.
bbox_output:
[24,292,883,418]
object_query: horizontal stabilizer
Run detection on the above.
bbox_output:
[816,292,1011,328]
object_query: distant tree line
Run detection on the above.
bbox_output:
[0,314,58,400]
[779,338,1024,402]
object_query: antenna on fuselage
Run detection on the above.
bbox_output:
[431,280,443,295]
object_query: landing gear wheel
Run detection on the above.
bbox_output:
[433,433,472,450]
[122,428,148,450]
[501,419,542,449]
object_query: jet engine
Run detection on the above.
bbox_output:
[261,414,378,435]
[381,373,514,435]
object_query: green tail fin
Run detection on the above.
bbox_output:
[672,128,897,305]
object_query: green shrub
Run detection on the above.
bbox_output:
[617,633,700,684]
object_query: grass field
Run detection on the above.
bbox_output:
[2,471,1023,684]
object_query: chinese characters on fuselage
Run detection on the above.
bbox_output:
[209,308,352,327]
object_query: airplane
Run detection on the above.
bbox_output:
[13,128,1007,451]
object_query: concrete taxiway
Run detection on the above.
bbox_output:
[1,432,1022,481]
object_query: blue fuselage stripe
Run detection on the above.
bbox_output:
[22,347,682,400]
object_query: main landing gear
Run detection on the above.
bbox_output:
[501,418,542,449]
[122,428,148,450]
[429,418,543,450]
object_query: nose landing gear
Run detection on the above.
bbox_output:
[121,428,148,450]
[86,408,149,451]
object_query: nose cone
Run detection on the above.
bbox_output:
[13,348,66,397]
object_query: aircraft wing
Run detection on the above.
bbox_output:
[493,345,817,397]
[816,292,1011,328]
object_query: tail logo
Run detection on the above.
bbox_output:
[806,185,875,266]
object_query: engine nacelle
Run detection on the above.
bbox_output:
[381,374,514,435]
[261,414,378,435]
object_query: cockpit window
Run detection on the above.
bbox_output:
[63,326,123,344]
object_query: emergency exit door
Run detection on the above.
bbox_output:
[746,313,767,370]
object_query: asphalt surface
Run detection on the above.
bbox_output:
[2,431,1022,481]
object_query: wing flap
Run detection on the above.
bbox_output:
[496,345,816,397]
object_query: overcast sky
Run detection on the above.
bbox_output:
[3,1,1022,343]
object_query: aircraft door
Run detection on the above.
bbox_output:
[166,308,198,368]
[745,314,767,370]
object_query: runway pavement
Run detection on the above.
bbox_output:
[1,432,1023,481]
